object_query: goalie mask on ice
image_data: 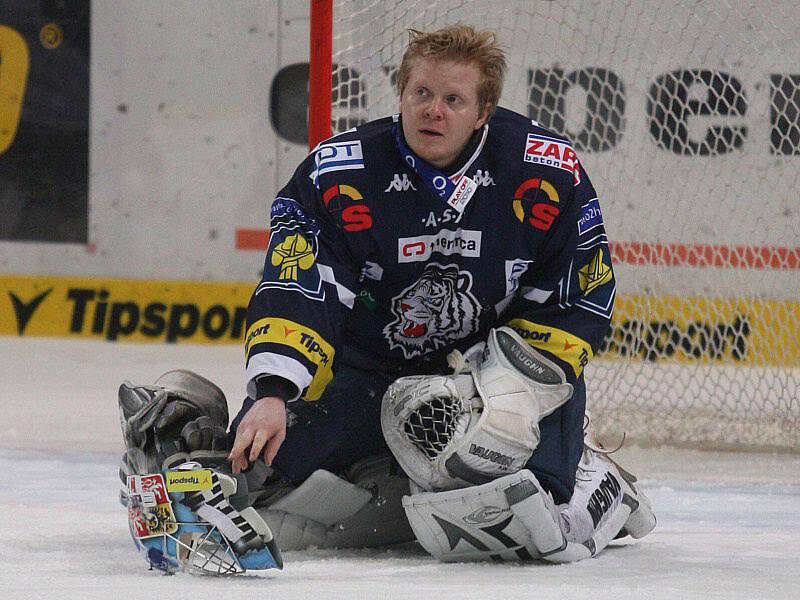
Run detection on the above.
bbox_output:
[381,326,574,491]
[118,370,282,575]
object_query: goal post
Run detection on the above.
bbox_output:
[309,0,333,150]
[308,0,800,451]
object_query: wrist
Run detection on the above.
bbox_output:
[254,375,297,403]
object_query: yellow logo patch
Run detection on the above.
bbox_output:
[578,248,613,294]
[271,233,315,281]
[165,469,214,492]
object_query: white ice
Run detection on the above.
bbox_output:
[1,338,798,600]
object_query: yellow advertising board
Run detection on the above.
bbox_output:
[606,294,800,368]
[0,274,252,343]
[1,274,798,367]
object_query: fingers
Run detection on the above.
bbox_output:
[227,396,287,472]
[263,428,286,466]
[228,427,254,473]
[249,430,269,462]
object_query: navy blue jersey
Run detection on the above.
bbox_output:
[244,107,615,401]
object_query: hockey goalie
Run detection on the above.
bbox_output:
[117,23,655,572]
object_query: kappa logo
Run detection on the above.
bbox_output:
[8,289,53,335]
[471,169,495,187]
[385,173,417,192]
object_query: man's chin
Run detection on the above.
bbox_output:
[415,148,451,169]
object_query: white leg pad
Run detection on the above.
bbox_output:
[403,468,634,563]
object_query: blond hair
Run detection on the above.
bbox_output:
[396,24,507,116]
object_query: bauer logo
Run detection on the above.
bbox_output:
[165,470,213,492]
[397,229,481,263]
[524,133,581,185]
[309,140,364,184]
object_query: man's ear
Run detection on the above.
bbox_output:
[475,104,491,129]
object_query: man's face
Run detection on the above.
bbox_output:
[400,58,490,169]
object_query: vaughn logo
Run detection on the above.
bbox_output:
[471,169,495,187]
[468,443,514,468]
[385,173,417,192]
[397,228,481,263]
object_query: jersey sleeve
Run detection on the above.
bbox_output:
[503,161,615,384]
[244,155,360,402]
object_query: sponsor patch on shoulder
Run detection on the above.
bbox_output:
[309,140,364,184]
[524,133,581,186]
[578,197,604,236]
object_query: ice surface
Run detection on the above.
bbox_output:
[1,338,798,599]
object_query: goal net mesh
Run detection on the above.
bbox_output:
[326,0,800,451]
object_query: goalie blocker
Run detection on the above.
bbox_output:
[382,326,656,562]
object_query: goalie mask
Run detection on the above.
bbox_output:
[118,369,282,575]
[381,327,574,491]
[122,462,282,575]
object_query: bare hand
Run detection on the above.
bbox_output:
[228,396,287,473]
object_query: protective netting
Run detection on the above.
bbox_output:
[327,0,800,450]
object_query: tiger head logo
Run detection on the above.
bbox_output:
[384,263,482,359]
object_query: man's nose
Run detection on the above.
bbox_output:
[424,97,444,119]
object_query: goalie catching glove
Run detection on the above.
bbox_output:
[381,326,573,491]
[118,370,282,575]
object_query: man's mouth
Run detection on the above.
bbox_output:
[419,129,444,137]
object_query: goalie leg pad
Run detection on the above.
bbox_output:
[402,469,634,563]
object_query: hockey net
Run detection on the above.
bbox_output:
[314,0,800,451]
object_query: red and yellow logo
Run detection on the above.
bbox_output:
[512,178,560,231]
[322,184,372,232]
